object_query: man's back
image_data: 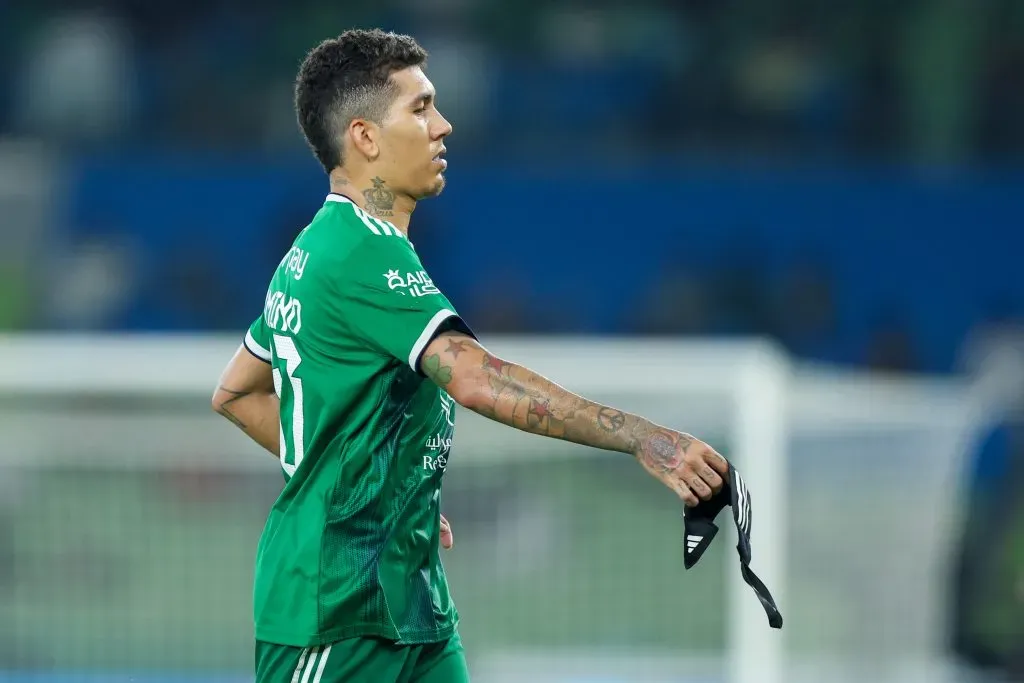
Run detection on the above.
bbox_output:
[244,193,471,647]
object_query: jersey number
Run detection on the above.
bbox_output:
[271,334,304,477]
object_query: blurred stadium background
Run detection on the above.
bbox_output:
[0,0,1023,682]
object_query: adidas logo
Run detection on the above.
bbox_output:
[686,534,703,554]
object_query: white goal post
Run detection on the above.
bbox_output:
[0,333,996,683]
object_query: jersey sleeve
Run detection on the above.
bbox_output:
[336,236,474,372]
[243,313,272,363]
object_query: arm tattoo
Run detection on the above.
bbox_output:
[446,339,470,358]
[422,353,454,387]
[419,337,670,458]
[363,177,395,217]
[640,431,689,474]
[482,353,509,373]
[215,385,251,429]
[527,398,551,427]
[597,407,626,432]
[473,353,644,455]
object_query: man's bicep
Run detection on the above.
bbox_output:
[419,331,494,403]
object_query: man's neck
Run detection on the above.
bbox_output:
[330,171,414,234]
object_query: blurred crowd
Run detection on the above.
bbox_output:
[0,0,1020,376]
[0,0,1022,162]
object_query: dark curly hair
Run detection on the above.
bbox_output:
[295,29,428,173]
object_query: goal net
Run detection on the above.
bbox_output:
[0,334,992,683]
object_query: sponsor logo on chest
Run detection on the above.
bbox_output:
[383,270,440,297]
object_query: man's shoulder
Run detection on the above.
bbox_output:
[289,195,411,271]
[282,201,370,267]
[321,193,408,242]
[274,195,418,289]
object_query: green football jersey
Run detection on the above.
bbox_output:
[242,193,472,647]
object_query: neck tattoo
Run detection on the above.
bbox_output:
[363,177,395,218]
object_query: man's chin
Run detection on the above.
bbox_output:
[415,175,447,200]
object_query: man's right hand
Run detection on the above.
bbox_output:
[631,429,730,507]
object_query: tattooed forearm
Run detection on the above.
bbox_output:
[419,333,730,503]
[214,386,251,429]
[482,354,528,405]
[597,407,626,432]
[462,351,654,456]
[420,334,698,461]
[212,385,281,457]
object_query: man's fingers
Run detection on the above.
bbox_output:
[704,448,730,476]
[440,515,453,550]
[678,481,700,507]
[698,465,724,493]
[689,475,713,501]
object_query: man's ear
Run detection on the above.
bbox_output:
[347,119,380,161]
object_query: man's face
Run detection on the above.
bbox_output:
[375,66,452,200]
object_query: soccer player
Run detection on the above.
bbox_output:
[212,28,730,683]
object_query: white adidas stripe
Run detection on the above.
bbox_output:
[299,646,320,683]
[366,212,403,238]
[736,473,751,535]
[312,644,331,683]
[737,476,747,531]
[745,484,751,534]
[325,194,403,237]
[370,213,393,235]
[290,648,310,683]
[352,207,382,235]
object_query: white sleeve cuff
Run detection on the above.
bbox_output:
[244,329,272,362]
[408,309,457,371]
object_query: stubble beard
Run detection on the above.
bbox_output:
[415,174,446,200]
